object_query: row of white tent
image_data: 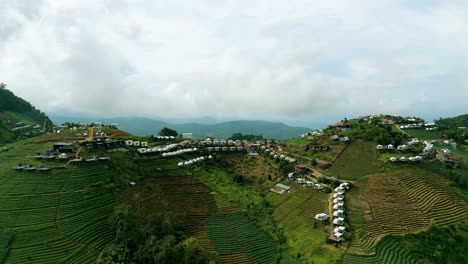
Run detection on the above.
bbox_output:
[154,136,176,140]
[207,146,243,151]
[125,140,148,147]
[389,156,423,162]
[297,178,323,189]
[332,184,347,232]
[177,155,213,166]
[162,148,198,157]
[266,151,296,163]
[137,144,178,154]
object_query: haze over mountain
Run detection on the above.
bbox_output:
[2,1,468,124]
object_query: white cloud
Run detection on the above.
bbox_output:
[0,0,467,123]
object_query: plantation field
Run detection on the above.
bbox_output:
[346,168,468,255]
[342,236,417,264]
[207,212,277,264]
[266,186,342,263]
[326,140,380,180]
[404,129,440,140]
[0,141,117,264]
[121,156,219,251]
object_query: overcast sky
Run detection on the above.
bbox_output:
[1,0,467,126]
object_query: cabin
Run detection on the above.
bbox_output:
[329,232,344,242]
[333,217,345,225]
[125,140,133,146]
[287,172,295,180]
[315,213,328,221]
[329,122,350,131]
[141,142,148,147]
[315,184,323,190]
[306,181,315,187]
[53,143,74,153]
[389,157,398,162]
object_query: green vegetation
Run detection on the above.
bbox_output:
[0,231,11,263]
[347,119,408,145]
[101,207,217,264]
[207,212,277,264]
[404,129,440,140]
[158,127,179,137]
[0,141,117,263]
[327,140,380,180]
[436,114,468,128]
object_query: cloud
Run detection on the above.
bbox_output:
[0,0,467,124]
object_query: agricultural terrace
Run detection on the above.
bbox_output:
[342,236,417,264]
[220,153,283,190]
[0,140,116,264]
[326,140,380,180]
[283,137,347,162]
[120,155,218,251]
[207,212,277,264]
[266,183,342,263]
[345,168,468,256]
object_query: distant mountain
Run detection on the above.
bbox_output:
[0,83,51,144]
[49,115,311,140]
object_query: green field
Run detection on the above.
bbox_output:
[0,140,116,264]
[207,212,278,264]
[266,186,342,263]
[404,129,440,140]
[326,140,380,180]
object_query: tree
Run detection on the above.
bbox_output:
[158,127,178,137]
[43,119,52,132]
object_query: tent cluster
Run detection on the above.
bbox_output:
[206,146,243,151]
[330,183,350,241]
[389,155,423,162]
[177,155,213,166]
[162,148,198,157]
[265,150,296,163]
[154,136,176,140]
[297,178,323,190]
[137,144,178,154]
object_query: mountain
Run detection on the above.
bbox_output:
[0,84,51,144]
[49,115,311,140]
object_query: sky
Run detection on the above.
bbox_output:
[1,0,467,127]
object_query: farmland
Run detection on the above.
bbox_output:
[207,212,277,264]
[404,129,440,140]
[266,184,342,263]
[0,141,117,263]
[326,140,380,180]
[345,168,468,256]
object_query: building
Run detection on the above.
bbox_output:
[53,143,74,153]
[182,133,193,139]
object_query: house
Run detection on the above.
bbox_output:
[125,140,133,146]
[297,178,306,184]
[53,143,74,153]
[339,136,350,142]
[287,172,295,180]
[315,213,328,221]
[182,133,192,139]
[331,135,339,140]
[141,142,148,147]
[329,122,350,131]
[306,181,315,187]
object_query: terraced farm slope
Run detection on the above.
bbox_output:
[207,212,277,264]
[346,168,468,255]
[0,148,116,264]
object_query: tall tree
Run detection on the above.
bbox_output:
[158,127,178,137]
[43,119,52,132]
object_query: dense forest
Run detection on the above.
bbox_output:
[0,83,50,125]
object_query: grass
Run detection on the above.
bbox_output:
[326,140,380,180]
[404,129,441,140]
[266,184,342,263]
[0,139,117,264]
[283,137,346,162]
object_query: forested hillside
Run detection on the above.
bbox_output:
[0,83,51,143]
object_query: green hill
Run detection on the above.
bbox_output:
[0,84,51,144]
[436,113,468,129]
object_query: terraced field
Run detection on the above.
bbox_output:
[207,212,277,264]
[0,231,11,263]
[346,168,468,255]
[0,164,116,264]
[266,187,342,264]
[342,236,417,264]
